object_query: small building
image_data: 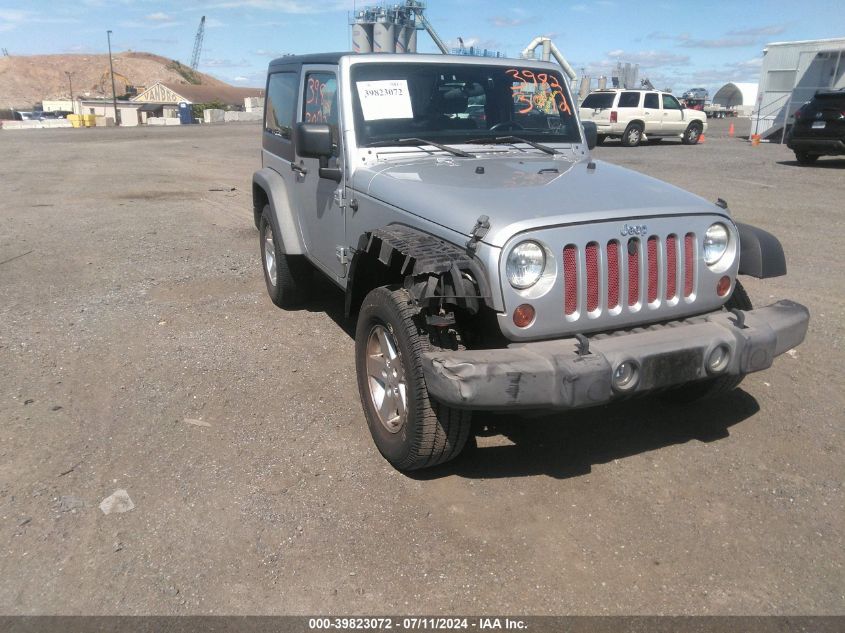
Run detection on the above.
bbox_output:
[42,100,73,113]
[753,37,845,139]
[75,98,143,126]
[711,82,758,117]
[131,81,264,121]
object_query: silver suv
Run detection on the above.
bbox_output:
[253,53,808,471]
[579,88,708,146]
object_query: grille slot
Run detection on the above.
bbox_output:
[684,233,695,297]
[563,244,578,315]
[666,234,678,300]
[564,232,696,318]
[586,242,599,313]
[607,240,620,309]
[627,238,640,307]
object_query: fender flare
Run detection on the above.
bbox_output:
[345,224,491,317]
[736,222,787,278]
[252,167,305,255]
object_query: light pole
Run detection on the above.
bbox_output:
[106,30,120,125]
[65,71,74,114]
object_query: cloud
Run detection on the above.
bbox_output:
[0,9,79,31]
[678,36,760,48]
[206,0,353,13]
[202,58,252,68]
[727,24,786,37]
[446,37,505,54]
[606,49,690,66]
[146,12,173,22]
[647,24,787,48]
[488,15,528,27]
[120,18,184,30]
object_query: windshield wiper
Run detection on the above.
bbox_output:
[366,137,474,158]
[465,135,559,155]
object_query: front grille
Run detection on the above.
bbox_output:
[563,232,696,319]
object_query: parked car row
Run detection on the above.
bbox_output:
[10,110,73,121]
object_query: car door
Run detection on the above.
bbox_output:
[294,66,347,280]
[642,92,661,135]
[661,93,685,133]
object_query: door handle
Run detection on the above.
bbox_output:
[291,161,308,176]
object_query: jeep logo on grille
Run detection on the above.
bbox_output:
[620,223,648,237]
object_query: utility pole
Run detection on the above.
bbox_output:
[106,30,120,125]
[65,71,74,115]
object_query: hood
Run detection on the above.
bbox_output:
[351,153,724,248]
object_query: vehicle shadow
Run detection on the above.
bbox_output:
[411,389,760,481]
[291,272,761,481]
[777,159,845,169]
[295,272,357,338]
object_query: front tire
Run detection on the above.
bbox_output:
[259,205,310,308]
[621,123,643,147]
[682,122,703,145]
[355,287,471,471]
[795,151,819,165]
[662,281,753,403]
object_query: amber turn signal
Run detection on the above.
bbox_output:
[513,304,536,328]
[716,275,731,297]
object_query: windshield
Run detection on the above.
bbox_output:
[351,62,582,147]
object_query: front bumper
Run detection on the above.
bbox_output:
[422,300,809,410]
[786,137,845,154]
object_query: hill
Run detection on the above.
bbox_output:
[0,51,241,109]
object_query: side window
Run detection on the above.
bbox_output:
[643,93,659,109]
[303,71,339,154]
[265,72,297,139]
[662,94,682,110]
[617,92,640,108]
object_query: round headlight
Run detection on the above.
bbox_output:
[704,223,729,266]
[506,241,546,289]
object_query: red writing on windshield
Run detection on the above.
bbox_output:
[506,69,572,116]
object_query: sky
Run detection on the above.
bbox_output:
[1,0,844,95]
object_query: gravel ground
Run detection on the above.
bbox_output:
[0,119,842,615]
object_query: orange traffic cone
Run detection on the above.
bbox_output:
[699,133,705,144]
[728,122,735,137]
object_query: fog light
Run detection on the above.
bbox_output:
[707,345,731,374]
[612,361,638,391]
[716,275,731,297]
[513,304,535,328]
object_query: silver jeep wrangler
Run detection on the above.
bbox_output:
[252,53,809,471]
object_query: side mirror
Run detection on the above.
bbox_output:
[295,122,341,182]
[296,122,333,158]
[581,120,598,150]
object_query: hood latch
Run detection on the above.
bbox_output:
[466,215,490,254]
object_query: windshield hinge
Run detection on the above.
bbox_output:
[336,246,349,266]
[466,215,490,254]
[333,187,346,209]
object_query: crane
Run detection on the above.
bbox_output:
[190,16,205,71]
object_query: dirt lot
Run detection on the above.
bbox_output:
[0,119,842,615]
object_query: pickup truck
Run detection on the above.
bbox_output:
[253,52,809,471]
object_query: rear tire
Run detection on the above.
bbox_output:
[661,281,752,403]
[621,123,643,147]
[355,286,471,471]
[682,122,703,145]
[795,151,819,165]
[259,205,311,308]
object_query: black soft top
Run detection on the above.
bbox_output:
[268,52,348,70]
